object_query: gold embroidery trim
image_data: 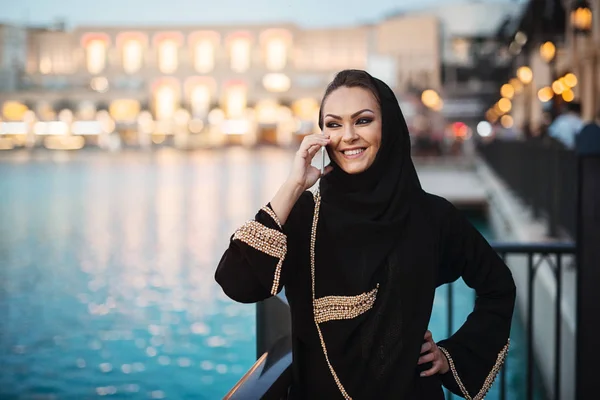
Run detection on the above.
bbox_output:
[313,285,379,324]
[261,206,282,229]
[438,339,510,400]
[233,220,287,295]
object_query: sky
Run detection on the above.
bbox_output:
[1,0,514,28]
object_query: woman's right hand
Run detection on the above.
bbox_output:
[288,133,333,191]
[270,134,333,226]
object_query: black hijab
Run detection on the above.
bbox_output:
[311,71,440,398]
[317,71,423,294]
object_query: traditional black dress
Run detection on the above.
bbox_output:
[215,71,516,399]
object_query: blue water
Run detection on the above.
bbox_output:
[0,149,541,399]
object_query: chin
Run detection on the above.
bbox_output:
[337,160,371,174]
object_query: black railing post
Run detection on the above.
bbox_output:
[575,126,600,399]
[256,295,292,359]
[554,255,562,400]
[526,253,534,400]
[548,143,560,237]
[446,283,453,338]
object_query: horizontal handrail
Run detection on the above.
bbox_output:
[490,241,576,254]
[223,336,292,400]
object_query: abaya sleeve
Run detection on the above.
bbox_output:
[215,191,312,304]
[435,199,516,399]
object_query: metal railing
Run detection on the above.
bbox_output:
[478,139,577,239]
[226,242,576,400]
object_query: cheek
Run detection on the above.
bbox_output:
[327,132,343,149]
[365,127,382,150]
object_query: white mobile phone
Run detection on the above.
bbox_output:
[321,146,325,174]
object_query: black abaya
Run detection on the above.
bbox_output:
[215,70,516,399]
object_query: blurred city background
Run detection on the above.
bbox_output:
[0,0,599,399]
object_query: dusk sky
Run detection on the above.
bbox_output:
[2,0,515,28]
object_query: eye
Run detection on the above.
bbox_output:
[356,117,373,125]
[325,121,341,128]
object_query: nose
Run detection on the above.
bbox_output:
[342,124,359,143]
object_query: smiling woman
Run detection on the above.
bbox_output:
[321,86,381,175]
[215,69,516,399]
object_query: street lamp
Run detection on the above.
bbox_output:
[571,0,593,35]
[421,89,441,109]
[517,66,533,84]
[501,84,515,99]
[539,41,556,63]
[538,87,554,102]
[516,66,534,137]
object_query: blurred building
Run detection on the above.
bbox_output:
[0,2,524,148]
[0,19,436,119]
[0,24,27,92]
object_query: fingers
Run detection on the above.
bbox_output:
[300,134,330,151]
[297,142,328,164]
[417,352,435,365]
[420,341,432,354]
[296,143,323,161]
[419,330,442,377]
[306,143,325,160]
[420,361,441,377]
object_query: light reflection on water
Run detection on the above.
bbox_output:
[0,148,291,399]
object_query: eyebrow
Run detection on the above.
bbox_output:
[324,109,374,120]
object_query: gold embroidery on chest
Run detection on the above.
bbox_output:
[313,285,379,324]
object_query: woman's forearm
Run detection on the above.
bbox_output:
[270,180,305,226]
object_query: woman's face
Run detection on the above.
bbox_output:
[322,86,382,174]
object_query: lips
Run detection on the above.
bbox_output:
[342,148,366,156]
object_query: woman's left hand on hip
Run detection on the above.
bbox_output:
[418,330,450,377]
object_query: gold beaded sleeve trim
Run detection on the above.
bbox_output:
[233,220,287,295]
[438,339,510,400]
[313,285,379,324]
[261,206,282,229]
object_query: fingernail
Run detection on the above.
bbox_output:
[420,373,425,377]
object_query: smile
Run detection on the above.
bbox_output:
[342,148,366,159]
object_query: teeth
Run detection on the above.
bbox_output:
[344,148,365,156]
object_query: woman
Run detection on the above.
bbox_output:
[215,70,516,399]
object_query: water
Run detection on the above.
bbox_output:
[0,148,541,399]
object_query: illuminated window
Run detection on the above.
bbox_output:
[40,56,52,74]
[158,40,179,74]
[452,39,470,64]
[109,99,141,122]
[265,37,287,71]
[191,85,211,118]
[2,101,28,121]
[262,73,291,92]
[230,38,250,73]
[87,39,107,74]
[194,39,214,73]
[155,84,178,120]
[123,39,143,74]
[225,83,247,118]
